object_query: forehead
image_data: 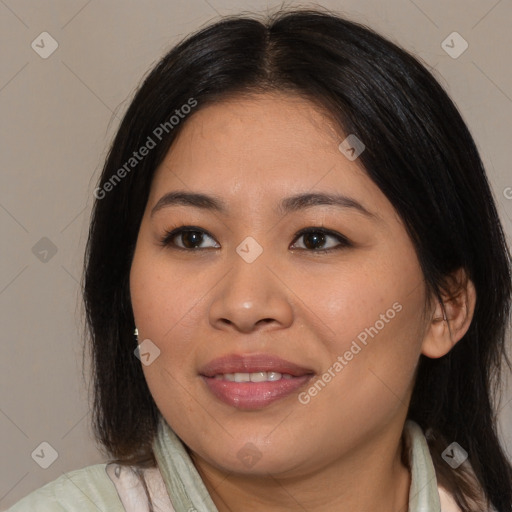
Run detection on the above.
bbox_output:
[180,92,342,145]
[153,92,340,174]
[148,92,388,217]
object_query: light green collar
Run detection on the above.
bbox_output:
[153,415,219,511]
[404,419,442,511]
[153,416,441,511]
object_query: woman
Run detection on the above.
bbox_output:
[8,7,511,512]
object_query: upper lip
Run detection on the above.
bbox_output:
[199,354,315,377]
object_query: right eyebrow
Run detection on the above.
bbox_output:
[151,191,227,217]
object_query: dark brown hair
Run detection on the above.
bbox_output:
[83,7,512,511]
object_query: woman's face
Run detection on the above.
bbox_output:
[130,92,432,477]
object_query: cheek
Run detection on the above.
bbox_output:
[130,246,209,344]
[306,247,426,398]
[305,247,424,347]
[299,298,425,444]
[130,250,203,418]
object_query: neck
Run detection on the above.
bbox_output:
[191,422,411,512]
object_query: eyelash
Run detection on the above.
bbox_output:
[159,225,352,253]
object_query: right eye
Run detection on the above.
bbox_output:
[160,226,220,251]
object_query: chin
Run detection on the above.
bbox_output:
[197,441,310,477]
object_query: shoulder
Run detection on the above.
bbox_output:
[438,484,463,512]
[6,463,124,512]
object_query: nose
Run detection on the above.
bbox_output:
[208,252,294,334]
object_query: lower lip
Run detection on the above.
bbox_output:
[200,375,314,410]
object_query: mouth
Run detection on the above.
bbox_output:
[211,371,296,382]
[199,354,315,410]
[199,353,314,377]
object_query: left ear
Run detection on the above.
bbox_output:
[421,268,477,359]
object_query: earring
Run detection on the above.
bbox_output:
[134,328,139,341]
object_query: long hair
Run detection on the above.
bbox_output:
[83,8,512,511]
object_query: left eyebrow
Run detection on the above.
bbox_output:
[277,192,376,219]
[150,190,377,219]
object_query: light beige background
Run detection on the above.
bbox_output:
[1,0,511,508]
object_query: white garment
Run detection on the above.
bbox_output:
[7,418,489,511]
[105,418,464,511]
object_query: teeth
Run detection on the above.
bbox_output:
[213,371,296,382]
[249,372,267,382]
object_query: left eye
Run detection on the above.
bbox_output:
[290,228,351,252]
[159,226,351,252]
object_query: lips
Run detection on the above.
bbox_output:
[199,354,315,410]
[198,353,314,378]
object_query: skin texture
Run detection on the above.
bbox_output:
[129,92,476,512]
